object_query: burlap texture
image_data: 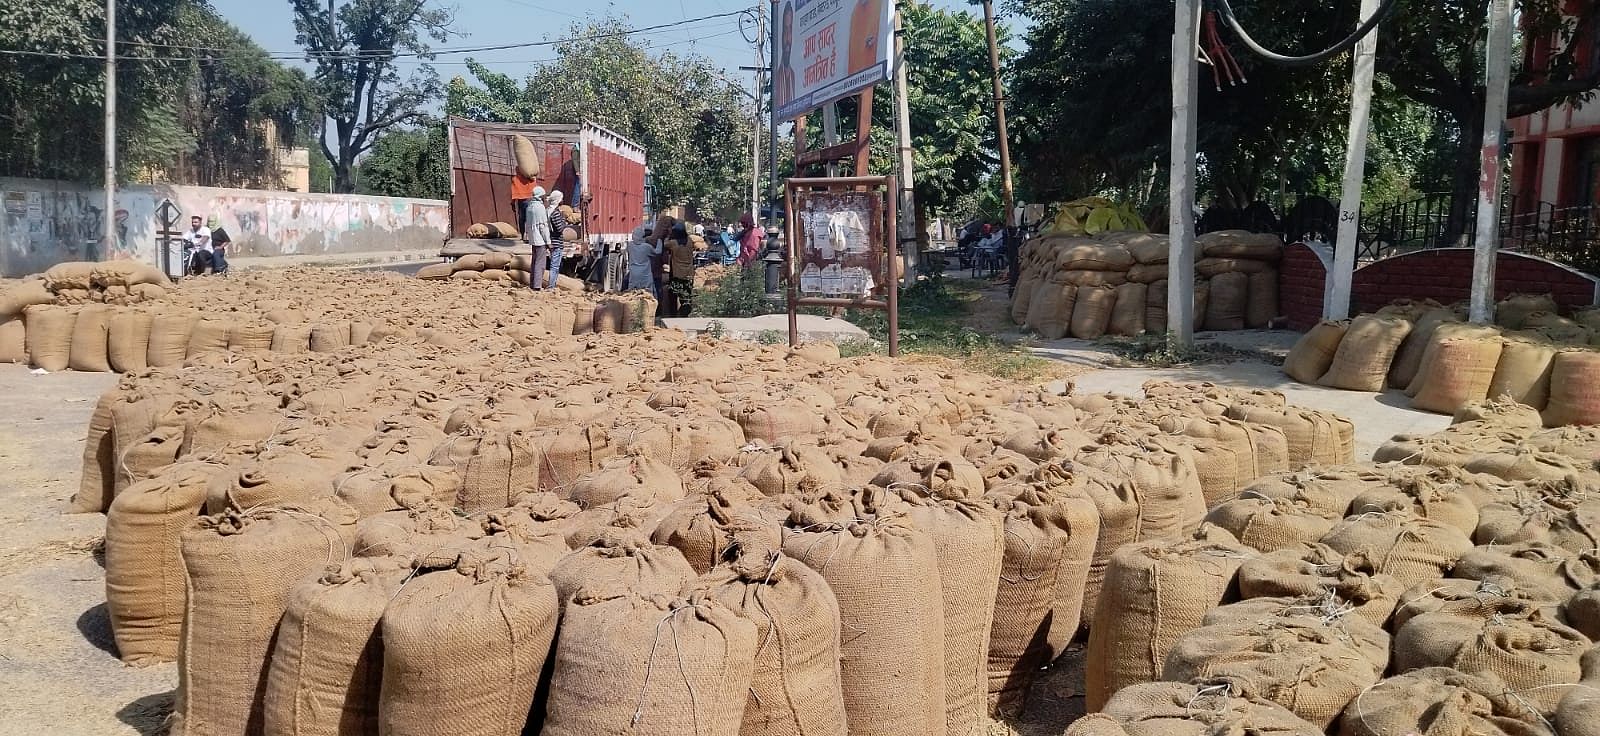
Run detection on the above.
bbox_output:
[1074,431,1207,541]
[72,390,120,513]
[1204,496,1344,552]
[649,479,773,574]
[548,529,696,605]
[1338,667,1552,736]
[1098,680,1325,736]
[1236,542,1407,628]
[1318,315,1413,392]
[426,429,542,512]
[1320,510,1473,588]
[1396,600,1591,715]
[1283,320,1349,384]
[104,461,219,665]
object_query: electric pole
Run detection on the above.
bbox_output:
[1327,0,1382,320]
[752,3,767,226]
[768,0,780,220]
[1167,0,1201,347]
[103,0,117,261]
[980,0,1014,232]
[893,3,917,281]
[1470,0,1513,324]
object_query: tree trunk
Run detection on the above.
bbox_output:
[1444,108,1483,248]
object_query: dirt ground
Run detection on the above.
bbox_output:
[0,362,1087,736]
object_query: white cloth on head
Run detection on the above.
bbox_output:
[532,186,546,199]
[626,226,662,293]
[548,190,563,208]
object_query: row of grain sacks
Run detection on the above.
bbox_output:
[1070,398,1600,736]
[415,250,587,290]
[1013,230,1282,339]
[0,261,174,366]
[81,307,1353,734]
[1284,295,1600,426]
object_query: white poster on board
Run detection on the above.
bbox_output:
[773,0,893,122]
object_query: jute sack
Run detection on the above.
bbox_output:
[1394,600,1592,715]
[541,588,756,736]
[1320,509,1473,587]
[1074,469,1141,620]
[0,279,54,318]
[379,548,559,736]
[1194,277,1210,331]
[733,399,826,444]
[23,304,75,371]
[1083,524,1251,711]
[308,322,352,353]
[1154,413,1289,503]
[104,461,219,665]
[1162,614,1390,728]
[737,441,843,497]
[227,323,277,352]
[1347,470,1482,536]
[1283,320,1350,383]
[567,453,684,507]
[982,467,1099,713]
[869,450,985,500]
[1203,496,1343,552]
[1197,257,1273,276]
[1474,495,1600,555]
[1405,323,1502,396]
[1544,349,1600,427]
[1339,667,1552,736]
[649,479,773,574]
[1071,285,1117,339]
[1123,233,1170,264]
[1203,272,1248,331]
[263,556,409,736]
[186,318,231,358]
[1454,395,1547,428]
[1038,283,1077,340]
[1226,404,1353,469]
[1388,307,1460,388]
[1465,445,1599,484]
[1110,282,1147,335]
[72,390,120,513]
[425,429,541,512]
[1246,269,1279,328]
[207,453,339,515]
[1060,269,1128,287]
[271,323,312,353]
[1145,279,1168,331]
[145,311,194,367]
[175,508,350,736]
[1450,542,1600,604]
[1011,277,1038,325]
[781,512,947,736]
[1025,280,1066,334]
[0,316,24,363]
[1063,714,1128,736]
[68,304,112,372]
[1488,338,1558,409]
[1199,230,1285,260]
[1413,337,1506,414]
[1318,315,1413,392]
[352,504,484,559]
[1237,543,1407,627]
[1497,293,1559,330]
[107,308,153,372]
[1074,430,1208,539]
[1553,643,1600,736]
[1055,241,1135,271]
[1095,680,1324,736]
[512,134,542,179]
[1126,263,1167,284]
[109,391,188,494]
[1392,577,1564,633]
[548,528,697,605]
[1566,585,1600,641]
[119,418,190,495]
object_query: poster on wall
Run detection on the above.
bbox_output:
[773,0,894,122]
[792,189,884,299]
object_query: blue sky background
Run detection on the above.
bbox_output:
[209,0,994,94]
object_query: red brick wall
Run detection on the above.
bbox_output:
[1279,242,1329,331]
[1350,249,1598,315]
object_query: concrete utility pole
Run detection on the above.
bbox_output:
[103,0,117,261]
[1327,0,1383,320]
[822,105,840,176]
[980,0,1014,230]
[893,4,917,281]
[1167,0,1201,346]
[769,0,780,219]
[1471,0,1513,324]
[752,2,768,226]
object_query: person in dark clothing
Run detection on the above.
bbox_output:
[206,216,231,274]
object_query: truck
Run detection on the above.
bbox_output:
[443,117,649,287]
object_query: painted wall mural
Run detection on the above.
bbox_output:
[0,177,448,277]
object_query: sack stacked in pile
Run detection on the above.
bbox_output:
[1012,229,1282,339]
[1285,295,1600,427]
[1081,392,1600,735]
[81,290,1350,733]
[1,262,173,365]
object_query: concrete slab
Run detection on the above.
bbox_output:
[662,313,869,343]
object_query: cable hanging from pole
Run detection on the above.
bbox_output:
[1209,0,1400,67]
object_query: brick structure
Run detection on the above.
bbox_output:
[1279,246,1600,330]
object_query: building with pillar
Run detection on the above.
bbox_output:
[1508,8,1600,220]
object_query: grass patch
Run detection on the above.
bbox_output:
[1097,332,1285,368]
[696,265,780,319]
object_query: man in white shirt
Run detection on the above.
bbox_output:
[183,215,213,275]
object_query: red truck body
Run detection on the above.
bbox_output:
[446,117,648,246]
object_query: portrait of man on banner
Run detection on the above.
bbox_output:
[774,0,894,122]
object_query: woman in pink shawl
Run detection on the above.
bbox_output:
[735,213,763,267]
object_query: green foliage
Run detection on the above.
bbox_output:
[841,278,1060,381]
[357,123,450,199]
[446,16,755,214]
[1099,332,1284,368]
[291,0,452,193]
[756,329,784,345]
[697,265,780,319]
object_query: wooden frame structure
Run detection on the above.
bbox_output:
[784,175,900,357]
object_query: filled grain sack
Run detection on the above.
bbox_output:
[1153,412,1289,503]
[1203,271,1248,331]
[71,390,120,514]
[736,441,843,496]
[1193,277,1210,331]
[1246,269,1279,328]
[1056,241,1135,271]
[379,548,559,736]
[206,452,339,515]
[1544,349,1600,427]
[145,311,194,367]
[548,529,696,605]
[1346,471,1481,537]
[104,461,220,665]
[1487,337,1558,409]
[781,511,946,736]
[1084,524,1251,711]
[107,308,153,372]
[1145,279,1168,332]
[1474,494,1600,555]
[1126,263,1167,284]
[1123,233,1170,264]
[1093,680,1323,736]
[1451,542,1599,603]
[186,318,231,358]
[66,304,112,372]
[1339,667,1552,736]
[414,262,453,280]
[23,304,75,371]
[1199,230,1284,260]
[512,134,542,179]
[1405,323,1502,396]
[1225,404,1353,468]
[1026,282,1075,339]
[649,480,773,574]
[1236,542,1406,627]
[352,504,485,560]
[1011,277,1038,325]
[1317,314,1413,391]
[1497,293,1559,330]
[1075,430,1207,538]
[540,587,756,736]
[1412,336,1505,414]
[424,429,542,512]
[1320,509,1474,587]
[984,468,1099,714]
[1283,320,1349,383]
[1394,599,1591,715]
[0,279,54,318]
[1060,269,1128,287]
[308,321,352,353]
[1387,306,1461,388]
[1163,613,1390,728]
[0,316,24,363]
[1071,284,1117,339]
[1454,395,1547,428]
[1203,496,1343,552]
[263,556,409,736]
[693,544,849,736]
[271,323,312,353]
[1110,282,1147,335]
[174,508,352,736]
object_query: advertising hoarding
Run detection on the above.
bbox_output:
[773,0,894,122]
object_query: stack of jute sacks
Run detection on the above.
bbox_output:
[0,267,662,371]
[76,274,1355,735]
[1013,230,1282,339]
[1071,395,1600,736]
[0,261,173,365]
[415,250,583,290]
[1284,294,1600,426]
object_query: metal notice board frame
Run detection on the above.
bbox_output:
[783,175,899,357]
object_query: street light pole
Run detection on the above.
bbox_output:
[893,3,918,281]
[103,0,117,261]
[980,0,1014,231]
[752,3,767,226]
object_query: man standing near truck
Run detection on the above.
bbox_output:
[524,187,553,290]
[511,170,537,236]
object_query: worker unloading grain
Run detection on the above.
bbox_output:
[664,224,707,318]
[545,190,572,291]
[524,187,552,291]
[626,225,661,297]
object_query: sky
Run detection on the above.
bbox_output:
[208,0,991,94]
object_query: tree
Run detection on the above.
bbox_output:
[290,0,452,193]
[446,16,755,215]
[357,123,449,199]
